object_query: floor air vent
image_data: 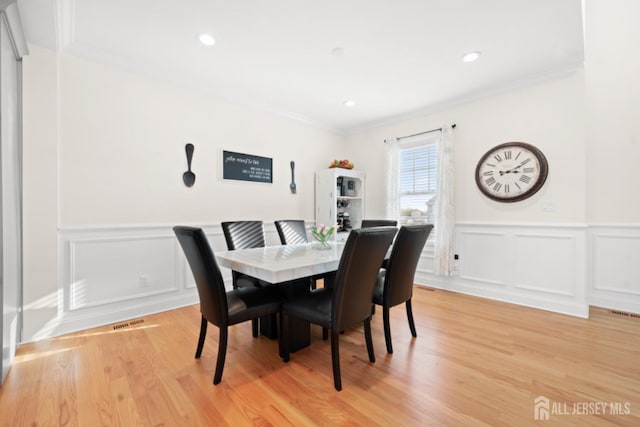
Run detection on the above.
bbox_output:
[112,319,145,330]
[610,310,640,319]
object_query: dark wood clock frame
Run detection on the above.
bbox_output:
[475,142,549,203]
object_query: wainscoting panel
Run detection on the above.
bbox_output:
[414,223,589,318]
[457,231,508,286]
[589,225,640,314]
[69,235,179,310]
[513,233,577,296]
[53,221,306,339]
[50,221,640,341]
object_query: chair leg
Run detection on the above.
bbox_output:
[406,299,417,338]
[383,306,393,354]
[310,278,317,290]
[213,326,228,385]
[252,318,259,337]
[322,327,328,340]
[195,315,208,358]
[330,331,342,391]
[364,317,375,363]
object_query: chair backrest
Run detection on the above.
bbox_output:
[361,219,398,228]
[332,227,397,330]
[221,221,266,250]
[173,226,228,326]
[274,220,308,245]
[384,224,433,306]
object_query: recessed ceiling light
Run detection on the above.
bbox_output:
[332,47,345,57]
[343,100,356,107]
[198,33,216,46]
[461,51,481,63]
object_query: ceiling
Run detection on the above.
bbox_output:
[16,0,584,135]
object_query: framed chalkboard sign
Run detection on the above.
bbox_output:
[222,150,273,183]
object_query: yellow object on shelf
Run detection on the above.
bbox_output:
[329,159,354,169]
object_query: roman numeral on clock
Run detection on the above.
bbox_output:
[520,175,531,184]
[485,177,496,186]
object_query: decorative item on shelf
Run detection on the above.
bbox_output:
[346,180,355,196]
[310,225,335,249]
[329,159,354,169]
[337,212,351,232]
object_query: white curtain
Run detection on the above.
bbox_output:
[434,125,455,276]
[384,138,400,222]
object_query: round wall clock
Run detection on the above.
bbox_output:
[475,142,549,202]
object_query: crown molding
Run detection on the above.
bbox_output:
[54,0,74,50]
[345,62,584,136]
[1,2,28,58]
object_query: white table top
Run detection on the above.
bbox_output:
[216,242,346,284]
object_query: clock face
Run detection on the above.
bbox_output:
[475,142,548,202]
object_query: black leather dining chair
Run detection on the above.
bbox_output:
[221,220,273,337]
[372,224,433,354]
[221,221,267,289]
[274,220,325,290]
[274,219,308,245]
[361,219,398,228]
[362,220,398,274]
[280,226,398,391]
[173,226,282,384]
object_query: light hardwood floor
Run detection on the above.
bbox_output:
[1,287,639,426]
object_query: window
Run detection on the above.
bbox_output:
[398,142,438,225]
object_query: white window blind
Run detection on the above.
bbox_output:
[399,143,438,225]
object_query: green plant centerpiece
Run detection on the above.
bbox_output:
[310,225,335,249]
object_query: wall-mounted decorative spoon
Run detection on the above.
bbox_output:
[290,161,296,194]
[183,143,196,187]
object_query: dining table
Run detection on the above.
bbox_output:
[216,241,347,353]
[216,241,346,284]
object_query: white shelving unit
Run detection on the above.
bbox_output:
[315,169,366,242]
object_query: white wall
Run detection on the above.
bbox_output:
[345,72,590,317]
[22,46,345,341]
[584,0,640,223]
[347,72,587,224]
[343,0,640,316]
[22,45,58,341]
[21,0,640,341]
[584,0,640,310]
[57,53,343,225]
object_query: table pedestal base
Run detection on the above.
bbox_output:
[277,278,314,354]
